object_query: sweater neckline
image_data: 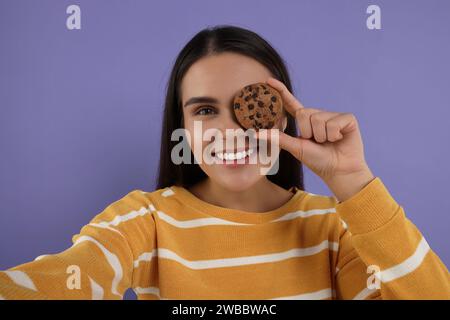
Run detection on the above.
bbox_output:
[170,185,307,224]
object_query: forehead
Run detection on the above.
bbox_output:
[180,52,272,105]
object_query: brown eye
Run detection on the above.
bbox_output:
[195,106,217,116]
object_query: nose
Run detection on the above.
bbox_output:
[211,105,248,148]
[216,106,248,141]
[217,104,244,131]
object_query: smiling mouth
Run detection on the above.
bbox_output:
[212,147,255,161]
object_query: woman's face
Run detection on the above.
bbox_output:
[180,52,286,192]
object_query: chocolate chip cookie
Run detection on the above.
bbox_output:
[233,82,283,130]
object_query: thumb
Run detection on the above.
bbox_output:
[254,129,312,162]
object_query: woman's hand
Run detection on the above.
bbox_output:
[255,77,376,202]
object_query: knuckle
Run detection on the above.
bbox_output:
[326,120,338,130]
[328,133,340,142]
[310,113,324,124]
[313,131,326,143]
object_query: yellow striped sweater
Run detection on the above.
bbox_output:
[1,177,449,300]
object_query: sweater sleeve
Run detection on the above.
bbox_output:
[334,177,450,300]
[0,190,156,300]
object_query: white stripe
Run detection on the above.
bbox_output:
[329,242,339,251]
[34,254,50,261]
[133,286,161,297]
[134,250,158,268]
[378,236,430,283]
[93,205,153,228]
[87,223,131,249]
[156,207,337,229]
[88,223,126,237]
[161,188,175,197]
[353,287,378,300]
[93,201,336,230]
[88,276,104,300]
[154,240,338,270]
[73,235,123,298]
[3,270,37,292]
[272,208,336,222]
[271,288,332,300]
[132,287,332,300]
[156,210,248,228]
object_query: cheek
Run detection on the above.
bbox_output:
[183,122,211,162]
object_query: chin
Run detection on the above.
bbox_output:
[211,171,264,193]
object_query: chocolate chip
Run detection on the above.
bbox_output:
[268,121,274,127]
[244,95,251,101]
[252,93,258,100]
[249,115,254,120]
[248,104,254,110]
[271,112,277,116]
[234,103,240,109]
[257,101,264,108]
[261,85,267,90]
[271,96,277,102]
[268,104,273,110]
[256,112,261,118]
[264,90,270,95]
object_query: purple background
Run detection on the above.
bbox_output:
[1,0,449,299]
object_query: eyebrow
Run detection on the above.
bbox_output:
[183,96,220,108]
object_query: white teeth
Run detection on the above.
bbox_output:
[216,153,224,160]
[215,148,254,161]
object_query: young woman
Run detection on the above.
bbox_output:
[1,25,449,300]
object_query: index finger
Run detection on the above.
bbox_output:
[266,77,305,117]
